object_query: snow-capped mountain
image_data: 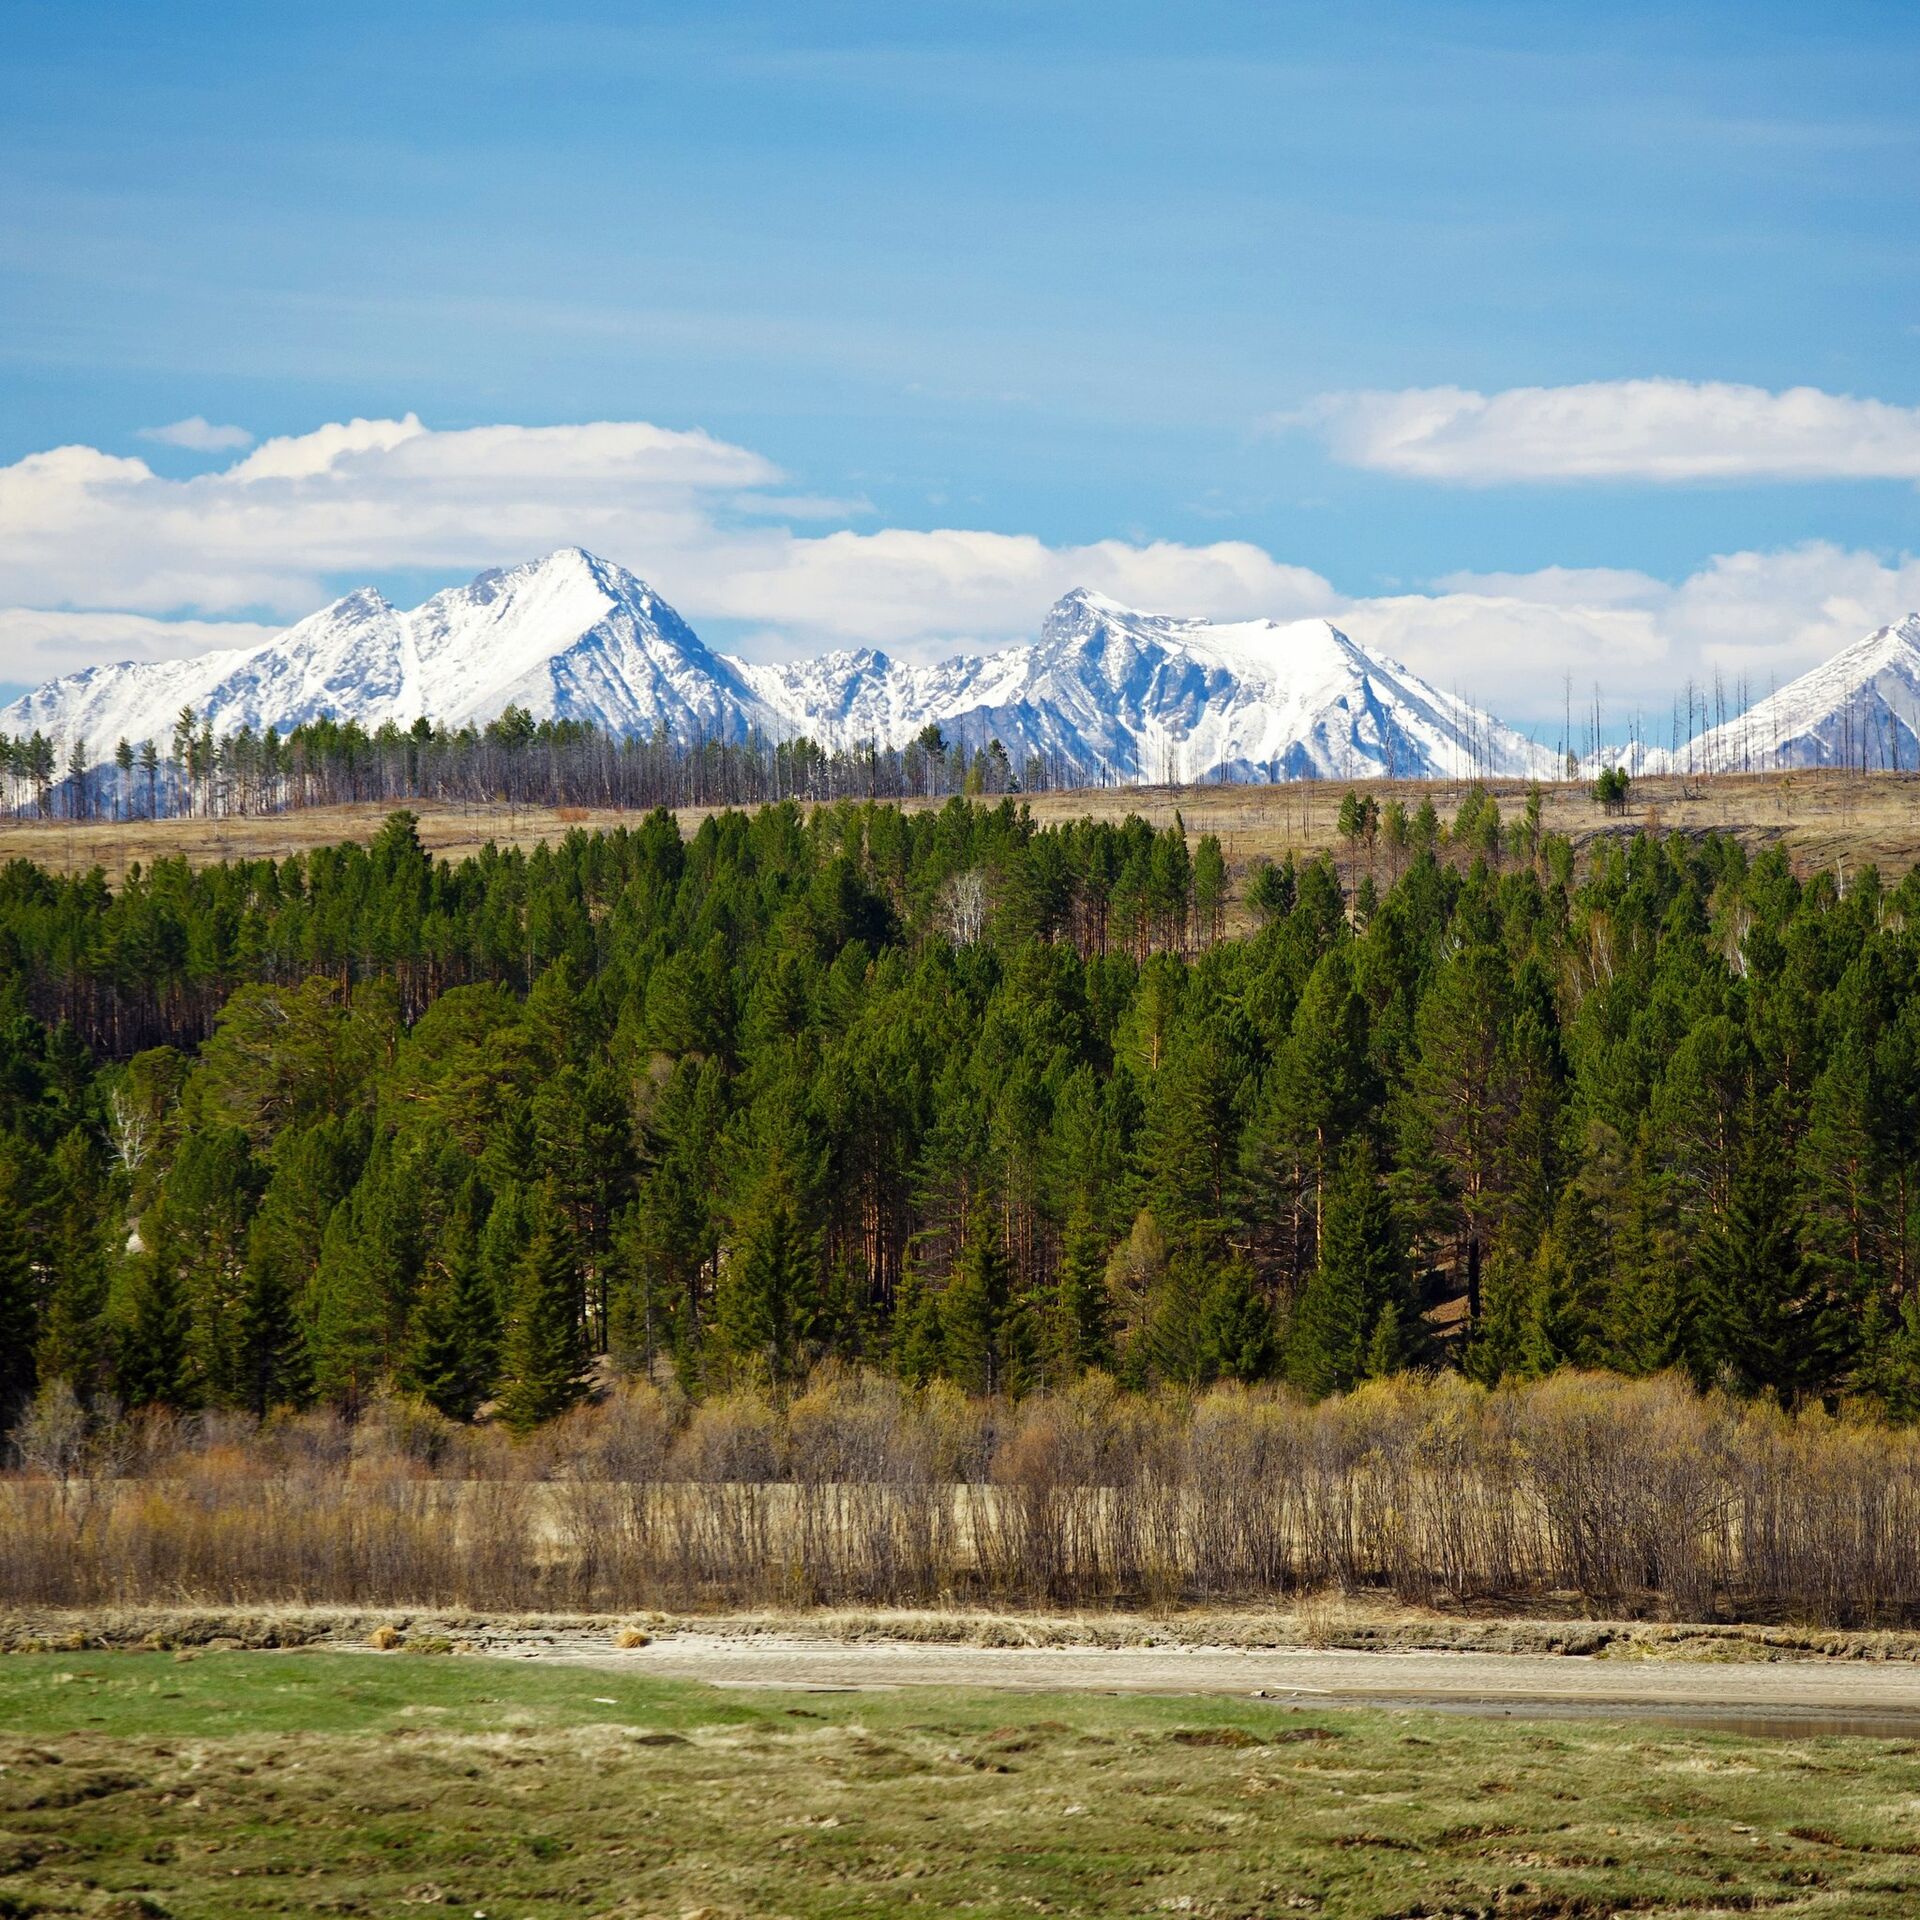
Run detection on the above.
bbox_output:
[1678,614,1920,774]
[0,549,1551,782]
[740,588,1552,780]
[0,549,782,756]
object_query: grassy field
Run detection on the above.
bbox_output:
[6,768,1920,887]
[5,1650,1920,1918]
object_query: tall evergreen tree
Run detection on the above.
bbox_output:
[1288,1140,1412,1397]
[497,1184,586,1433]
[1053,1200,1116,1376]
[1698,1121,1851,1407]
[399,1176,500,1419]
[714,1149,821,1384]
[0,1134,41,1418]
[942,1212,1013,1395]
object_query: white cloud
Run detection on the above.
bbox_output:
[137,416,255,453]
[0,413,1332,652]
[689,529,1332,649]
[1290,379,1920,483]
[0,415,785,614]
[1,413,1917,738]
[1340,542,1920,729]
[0,609,282,683]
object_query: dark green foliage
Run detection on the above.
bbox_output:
[714,1145,821,1384]
[1288,1140,1412,1398]
[1697,1118,1851,1407]
[0,1134,41,1417]
[497,1184,586,1432]
[1053,1201,1116,1376]
[3,799,1920,1432]
[1196,1259,1277,1383]
[942,1213,1015,1396]
[399,1177,500,1420]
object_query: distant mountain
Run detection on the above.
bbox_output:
[0,548,1554,781]
[1680,613,1920,774]
[743,588,1553,780]
[0,549,782,756]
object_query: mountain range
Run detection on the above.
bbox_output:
[4,547,1916,783]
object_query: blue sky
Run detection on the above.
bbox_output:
[3,0,1918,729]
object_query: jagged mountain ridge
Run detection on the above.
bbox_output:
[741,589,1554,780]
[0,550,783,757]
[2,548,1552,781]
[1677,614,1920,773]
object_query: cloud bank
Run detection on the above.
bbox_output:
[1294,379,1920,484]
[0,411,1916,732]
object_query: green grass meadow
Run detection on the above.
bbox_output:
[2,1650,1918,1917]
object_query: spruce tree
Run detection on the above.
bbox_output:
[1053,1201,1116,1375]
[1196,1259,1277,1382]
[714,1154,820,1384]
[892,1267,946,1387]
[115,1234,193,1409]
[399,1178,500,1419]
[0,1135,40,1419]
[1288,1139,1411,1397]
[1698,1127,1849,1407]
[498,1186,586,1433]
[33,1131,110,1397]
[942,1212,1012,1395]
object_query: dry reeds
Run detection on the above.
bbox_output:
[8,1371,1920,1628]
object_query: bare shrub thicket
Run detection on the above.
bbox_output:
[8,1371,1920,1626]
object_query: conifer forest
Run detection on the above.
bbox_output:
[3,787,1917,1426]
[9,791,1920,1621]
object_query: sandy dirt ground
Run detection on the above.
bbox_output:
[567,1634,1920,1735]
[20,1605,1920,1731]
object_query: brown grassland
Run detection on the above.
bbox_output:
[8,1647,1920,1918]
[8,768,1920,893]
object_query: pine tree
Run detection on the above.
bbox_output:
[497,1185,585,1432]
[1698,1126,1850,1407]
[1196,1259,1277,1382]
[714,1152,821,1383]
[153,1123,261,1407]
[1242,947,1374,1287]
[1288,1139,1411,1397]
[1141,1245,1211,1387]
[1363,1298,1415,1378]
[942,1212,1013,1395]
[305,1134,423,1410]
[238,1114,369,1412]
[892,1266,946,1387]
[399,1177,499,1419]
[0,1135,40,1418]
[115,1234,193,1409]
[1513,1185,1610,1378]
[33,1131,111,1396]
[1053,1201,1116,1375]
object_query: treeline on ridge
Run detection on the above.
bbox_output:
[2,790,1917,1436]
[3,705,1073,821]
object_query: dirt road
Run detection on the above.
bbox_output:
[575,1634,1920,1736]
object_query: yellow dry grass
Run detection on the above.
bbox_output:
[7,769,1920,886]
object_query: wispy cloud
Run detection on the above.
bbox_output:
[0,413,1332,644]
[1340,543,1920,726]
[1285,380,1920,484]
[1,412,1916,730]
[136,415,255,453]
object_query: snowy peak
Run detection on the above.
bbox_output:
[1683,612,1920,773]
[0,549,781,756]
[1,551,1551,783]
